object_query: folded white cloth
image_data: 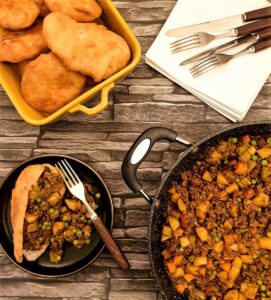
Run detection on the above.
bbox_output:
[146,0,271,122]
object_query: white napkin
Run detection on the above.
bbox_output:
[145,0,271,122]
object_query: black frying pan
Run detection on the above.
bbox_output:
[121,122,271,299]
[0,155,114,277]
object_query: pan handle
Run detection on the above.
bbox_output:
[121,127,192,203]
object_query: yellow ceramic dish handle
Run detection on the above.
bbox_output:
[68,82,115,116]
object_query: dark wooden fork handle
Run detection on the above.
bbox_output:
[92,216,130,271]
[254,37,271,52]
[244,6,271,21]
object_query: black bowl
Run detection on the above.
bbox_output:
[0,155,114,277]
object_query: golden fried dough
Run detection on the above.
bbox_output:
[34,0,51,17]
[0,0,40,30]
[0,21,47,63]
[21,53,86,114]
[43,12,131,82]
[44,0,102,22]
[11,164,45,263]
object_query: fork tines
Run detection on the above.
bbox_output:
[170,34,200,53]
[55,159,80,187]
[190,55,219,78]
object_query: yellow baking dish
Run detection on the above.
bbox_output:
[0,0,141,126]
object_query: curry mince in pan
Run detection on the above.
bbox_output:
[23,166,98,263]
[162,134,271,300]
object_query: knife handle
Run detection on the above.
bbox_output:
[253,37,271,52]
[256,27,271,41]
[236,17,271,36]
[244,6,271,21]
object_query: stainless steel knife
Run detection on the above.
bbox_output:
[166,6,271,38]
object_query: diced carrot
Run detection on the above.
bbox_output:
[166,262,176,274]
[172,267,184,278]
[183,273,195,283]
[225,183,239,194]
[243,189,255,199]
[180,214,188,228]
[189,235,196,248]
[223,220,233,230]
[177,198,187,213]
[174,228,184,238]
[219,190,228,199]
[241,255,253,264]
[162,249,171,260]
[176,284,185,294]
[206,259,215,270]
[235,161,248,175]
[187,265,198,275]
[259,257,268,265]
[242,135,251,144]
[217,271,228,283]
[203,171,213,182]
[224,233,238,246]
[220,262,231,272]
[173,255,184,266]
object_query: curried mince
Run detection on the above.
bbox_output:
[162,135,271,300]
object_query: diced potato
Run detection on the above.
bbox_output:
[53,222,65,236]
[166,262,176,274]
[176,284,185,294]
[173,255,183,266]
[206,259,215,270]
[226,183,239,194]
[27,222,38,233]
[189,235,196,248]
[230,205,238,218]
[187,265,198,275]
[183,273,195,283]
[228,257,242,287]
[162,225,172,236]
[25,213,39,223]
[220,262,231,272]
[75,200,82,210]
[247,146,256,155]
[198,267,206,276]
[240,283,259,299]
[232,257,243,269]
[47,192,61,205]
[49,250,61,263]
[239,152,251,163]
[170,192,179,203]
[217,173,229,185]
[229,243,238,252]
[174,228,184,238]
[196,201,210,219]
[50,210,59,220]
[224,290,239,300]
[238,293,246,300]
[171,209,180,219]
[168,216,180,231]
[224,233,238,246]
[203,171,213,182]
[177,198,187,213]
[239,243,249,254]
[194,256,207,267]
[172,267,184,278]
[161,235,171,242]
[218,271,228,282]
[257,148,271,159]
[223,220,233,230]
[247,160,257,173]
[196,227,210,242]
[211,150,223,159]
[180,237,190,248]
[241,255,253,264]
[237,144,249,156]
[213,240,224,253]
[253,192,269,207]
[259,237,271,250]
[28,189,39,201]
[65,199,76,211]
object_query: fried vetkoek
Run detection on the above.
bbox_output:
[43,12,131,82]
[34,0,50,17]
[0,0,40,30]
[44,0,102,22]
[0,21,47,63]
[21,52,86,114]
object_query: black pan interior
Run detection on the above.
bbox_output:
[149,123,271,299]
[0,155,113,277]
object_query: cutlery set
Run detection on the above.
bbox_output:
[167,6,271,77]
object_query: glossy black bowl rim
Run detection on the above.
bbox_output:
[0,154,114,278]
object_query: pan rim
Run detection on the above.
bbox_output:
[147,121,271,299]
[0,154,114,278]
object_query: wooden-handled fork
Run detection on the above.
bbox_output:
[56,159,130,271]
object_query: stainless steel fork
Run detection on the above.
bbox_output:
[190,37,271,78]
[170,17,271,53]
[56,159,130,271]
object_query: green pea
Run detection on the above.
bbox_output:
[178,247,184,253]
[260,285,266,292]
[88,219,91,224]
[261,292,266,298]
[30,199,35,204]
[235,178,240,183]
[36,198,41,203]
[224,160,228,164]
[73,240,79,246]
[38,237,43,242]
[242,264,248,270]
[267,137,271,144]
[258,208,262,213]
[267,232,271,238]
[46,226,51,231]
[214,236,220,242]
[76,230,82,238]
[257,280,263,285]
[72,219,76,223]
[264,254,269,258]
[50,237,55,242]
[266,291,271,296]
[48,208,54,214]
[85,239,91,244]
[34,205,38,209]
[188,256,194,263]
[196,161,201,166]
[251,179,257,185]
[250,140,257,146]
[252,155,258,161]
[73,229,76,233]
[213,271,217,276]
[64,223,68,227]
[42,225,46,230]
[237,197,242,203]
[95,193,101,199]
[207,270,212,276]
[264,264,269,269]
[253,253,258,259]
[231,137,238,144]
[80,216,85,221]
[43,221,48,226]
[261,160,268,166]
